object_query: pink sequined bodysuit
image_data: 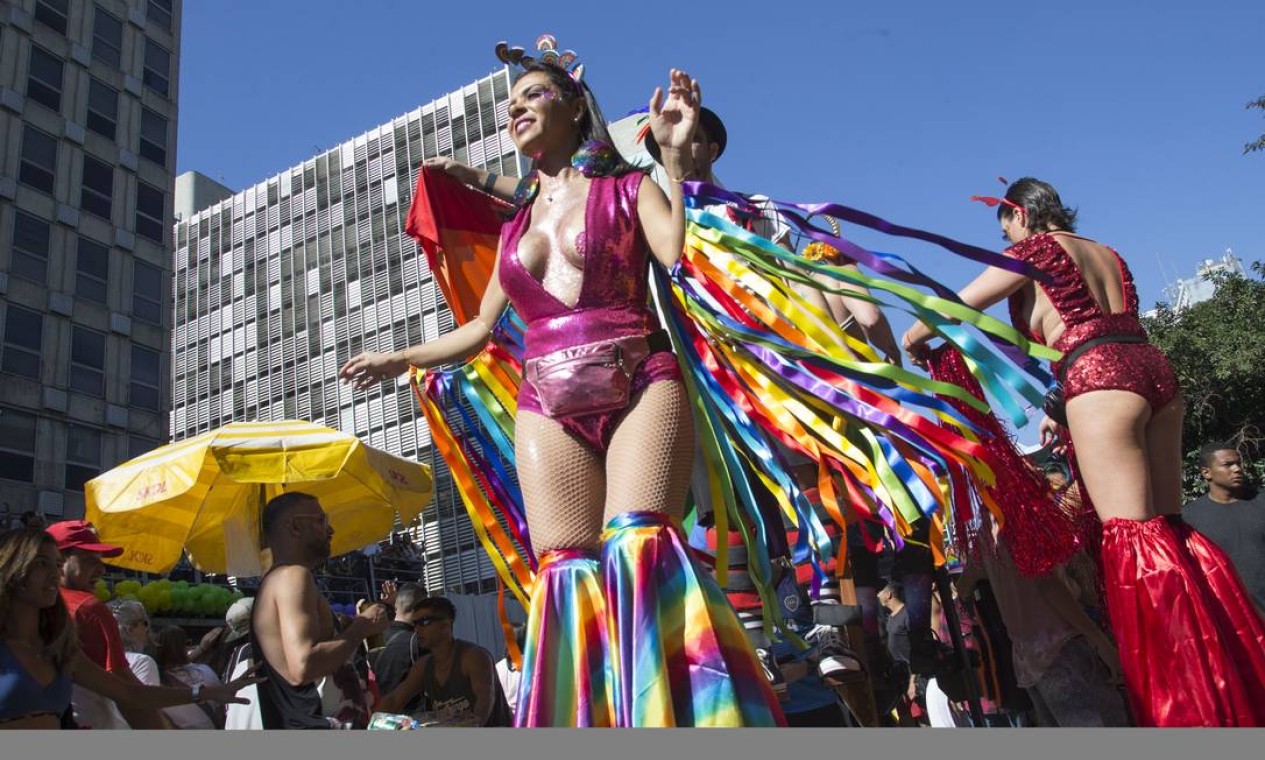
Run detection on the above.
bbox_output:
[499,172,681,452]
[1007,233,1178,408]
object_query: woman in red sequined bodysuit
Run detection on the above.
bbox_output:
[902,178,1265,726]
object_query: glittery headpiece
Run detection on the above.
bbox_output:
[495,34,584,85]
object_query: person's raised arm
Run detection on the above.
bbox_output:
[902,263,1029,367]
[423,157,519,204]
[270,566,389,685]
[339,252,510,390]
[637,69,700,270]
[824,265,903,366]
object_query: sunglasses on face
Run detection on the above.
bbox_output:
[414,616,450,627]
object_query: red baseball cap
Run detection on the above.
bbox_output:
[46,520,124,558]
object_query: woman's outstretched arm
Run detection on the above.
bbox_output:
[340,250,509,390]
[424,157,519,203]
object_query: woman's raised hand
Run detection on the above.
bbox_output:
[648,69,701,159]
[339,351,409,391]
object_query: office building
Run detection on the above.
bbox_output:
[1,0,181,522]
[171,68,524,595]
[1163,250,1246,312]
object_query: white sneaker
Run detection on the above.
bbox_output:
[807,625,864,682]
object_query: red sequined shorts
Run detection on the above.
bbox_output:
[1062,341,1179,409]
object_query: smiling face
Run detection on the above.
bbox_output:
[17,542,64,611]
[507,70,584,159]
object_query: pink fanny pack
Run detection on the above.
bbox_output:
[524,330,671,418]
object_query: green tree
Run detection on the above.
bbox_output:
[1246,95,1265,154]
[1143,262,1265,499]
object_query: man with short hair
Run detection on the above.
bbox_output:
[1182,443,1265,610]
[370,582,432,711]
[376,596,512,726]
[48,520,166,730]
[21,510,46,530]
[249,492,390,729]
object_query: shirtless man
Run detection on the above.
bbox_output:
[249,492,390,729]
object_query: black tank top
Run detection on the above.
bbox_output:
[249,567,331,730]
[421,641,512,727]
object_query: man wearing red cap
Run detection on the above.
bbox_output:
[47,520,166,729]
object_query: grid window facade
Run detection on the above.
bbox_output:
[139,108,169,166]
[86,78,119,140]
[70,326,106,397]
[65,426,102,492]
[11,211,51,284]
[27,45,64,112]
[76,236,111,305]
[148,0,173,32]
[134,260,164,325]
[35,0,70,35]
[80,155,115,220]
[92,6,124,69]
[1,0,180,521]
[0,408,38,483]
[135,181,166,243]
[143,39,171,97]
[131,345,162,411]
[171,70,524,595]
[2,306,44,381]
[19,125,58,194]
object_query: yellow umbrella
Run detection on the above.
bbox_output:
[85,420,433,576]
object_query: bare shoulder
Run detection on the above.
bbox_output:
[1048,230,1108,254]
[637,172,666,202]
[259,564,317,599]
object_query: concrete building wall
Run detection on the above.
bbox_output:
[1,0,181,523]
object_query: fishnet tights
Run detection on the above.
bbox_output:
[515,380,695,554]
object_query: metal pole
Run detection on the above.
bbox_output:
[934,567,985,727]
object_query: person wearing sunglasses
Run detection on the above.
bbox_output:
[249,493,391,729]
[375,597,512,727]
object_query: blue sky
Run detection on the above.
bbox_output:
[176,1,1264,438]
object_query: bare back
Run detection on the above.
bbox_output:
[1012,231,1129,346]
